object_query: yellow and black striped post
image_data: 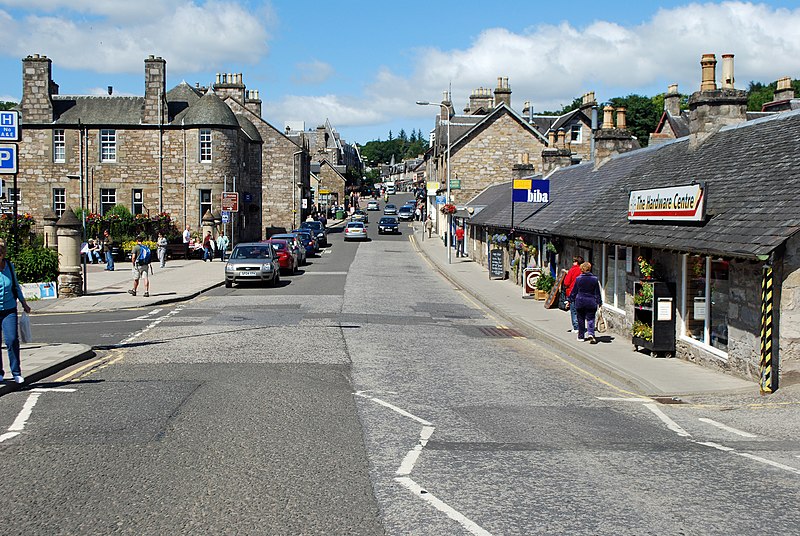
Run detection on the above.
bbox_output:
[759,264,775,394]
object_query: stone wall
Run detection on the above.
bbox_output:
[448,113,545,205]
[318,163,345,206]
[779,233,800,385]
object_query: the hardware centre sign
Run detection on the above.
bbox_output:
[628,184,705,222]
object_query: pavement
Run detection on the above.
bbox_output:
[1,217,764,399]
[410,222,759,398]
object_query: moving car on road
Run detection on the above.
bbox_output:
[383,204,398,215]
[224,242,280,288]
[398,206,414,221]
[350,210,369,224]
[292,229,318,254]
[366,200,379,211]
[378,216,400,234]
[344,221,368,241]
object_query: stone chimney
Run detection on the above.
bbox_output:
[512,153,535,181]
[213,72,247,103]
[541,130,572,174]
[316,125,328,155]
[468,87,493,114]
[245,89,262,117]
[664,84,681,116]
[440,91,453,122]
[579,91,597,110]
[774,77,795,101]
[594,103,640,166]
[688,53,747,147]
[21,54,55,124]
[142,55,168,124]
[493,77,511,108]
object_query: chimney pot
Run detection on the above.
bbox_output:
[668,83,678,95]
[721,54,735,89]
[602,105,614,129]
[548,130,556,146]
[557,128,566,149]
[616,107,627,129]
[700,53,717,91]
[497,77,502,88]
[107,86,113,96]
[777,76,792,90]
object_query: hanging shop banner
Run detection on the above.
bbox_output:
[512,178,550,203]
[628,184,705,222]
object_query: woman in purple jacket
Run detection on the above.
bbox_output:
[568,262,603,343]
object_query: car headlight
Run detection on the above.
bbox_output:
[261,263,272,271]
[225,264,234,271]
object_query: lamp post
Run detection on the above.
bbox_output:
[416,99,451,264]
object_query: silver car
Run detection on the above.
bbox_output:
[224,242,281,288]
[344,221,368,241]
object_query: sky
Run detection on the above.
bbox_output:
[2,0,800,145]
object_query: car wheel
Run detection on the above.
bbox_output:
[225,279,232,288]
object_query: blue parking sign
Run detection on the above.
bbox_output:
[0,111,19,141]
[221,211,230,223]
[0,145,17,174]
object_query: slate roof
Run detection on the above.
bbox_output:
[53,96,144,125]
[173,90,239,127]
[236,114,262,142]
[473,109,800,260]
[167,82,202,120]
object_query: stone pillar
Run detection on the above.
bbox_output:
[42,207,58,250]
[56,208,83,297]
[202,209,215,239]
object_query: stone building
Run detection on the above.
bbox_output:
[16,54,311,240]
[465,54,800,391]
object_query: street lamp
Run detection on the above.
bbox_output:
[416,98,451,264]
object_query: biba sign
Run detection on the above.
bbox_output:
[628,184,705,222]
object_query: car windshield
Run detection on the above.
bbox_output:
[380,218,397,224]
[231,246,273,259]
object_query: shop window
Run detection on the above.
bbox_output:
[603,244,627,310]
[683,255,729,353]
[100,188,116,215]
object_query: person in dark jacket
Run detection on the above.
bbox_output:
[568,261,603,343]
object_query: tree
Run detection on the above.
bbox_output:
[540,97,583,116]
[0,101,17,111]
[609,94,660,147]
[388,130,393,141]
[398,129,407,141]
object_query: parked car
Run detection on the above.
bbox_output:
[350,210,369,223]
[291,229,318,255]
[224,242,280,288]
[271,233,306,266]
[344,221,368,241]
[384,204,398,215]
[398,206,414,221]
[367,200,379,211]
[300,220,327,246]
[265,238,298,274]
[378,216,400,234]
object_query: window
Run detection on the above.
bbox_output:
[100,188,116,215]
[603,244,627,310]
[199,189,212,222]
[570,124,582,143]
[53,130,66,163]
[132,188,144,215]
[199,130,212,162]
[683,255,729,353]
[100,129,116,162]
[53,188,66,217]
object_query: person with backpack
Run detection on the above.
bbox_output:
[128,235,152,297]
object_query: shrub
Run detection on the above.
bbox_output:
[536,273,556,292]
[10,246,59,284]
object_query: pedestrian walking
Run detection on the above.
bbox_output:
[203,231,214,262]
[415,207,421,221]
[0,240,31,385]
[216,231,229,261]
[455,225,465,257]
[128,235,152,297]
[182,225,191,260]
[424,215,433,239]
[102,229,115,271]
[156,232,168,268]
[568,262,603,343]
[563,255,584,334]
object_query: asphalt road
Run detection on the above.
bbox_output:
[2,194,800,534]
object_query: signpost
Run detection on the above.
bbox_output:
[0,111,19,141]
[221,211,230,224]
[221,192,239,212]
[523,267,541,297]
[0,145,18,174]
[510,177,550,234]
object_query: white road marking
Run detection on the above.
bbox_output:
[395,477,493,536]
[8,392,42,431]
[31,388,77,393]
[120,305,185,345]
[0,432,19,443]
[355,393,432,426]
[302,271,348,275]
[397,426,436,476]
[644,403,691,437]
[736,452,800,475]
[698,417,758,438]
[696,441,735,452]
[597,397,652,402]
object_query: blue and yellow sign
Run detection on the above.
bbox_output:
[512,178,550,203]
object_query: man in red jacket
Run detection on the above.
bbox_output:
[563,255,584,336]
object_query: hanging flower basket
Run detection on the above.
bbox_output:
[637,256,655,279]
[440,203,457,215]
[490,233,508,246]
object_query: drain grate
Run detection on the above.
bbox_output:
[475,326,525,338]
[651,396,684,404]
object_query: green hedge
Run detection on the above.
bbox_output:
[10,246,59,284]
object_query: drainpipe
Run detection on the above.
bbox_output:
[158,88,164,213]
[182,121,187,227]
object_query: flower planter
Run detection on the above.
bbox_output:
[535,289,548,300]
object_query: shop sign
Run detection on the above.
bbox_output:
[628,184,705,222]
[489,249,505,280]
[427,181,440,196]
[435,195,446,205]
[512,178,550,203]
[449,179,461,189]
[523,268,541,295]
[319,189,331,195]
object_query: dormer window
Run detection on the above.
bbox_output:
[570,124,582,143]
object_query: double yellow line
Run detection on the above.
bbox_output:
[54,349,126,382]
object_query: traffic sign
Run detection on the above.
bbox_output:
[221,211,230,224]
[0,111,19,142]
[221,192,239,212]
[0,145,17,174]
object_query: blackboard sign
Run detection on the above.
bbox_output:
[489,249,505,280]
[545,270,567,309]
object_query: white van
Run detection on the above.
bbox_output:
[386,185,396,195]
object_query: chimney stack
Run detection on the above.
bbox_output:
[142,55,168,124]
[594,103,640,165]
[468,87,493,114]
[21,54,55,124]
[493,76,511,108]
[664,84,681,116]
[775,76,795,101]
[245,88,262,117]
[689,53,747,147]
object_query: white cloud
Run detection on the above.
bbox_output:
[291,60,335,85]
[0,94,18,103]
[1,1,271,73]
[265,94,384,129]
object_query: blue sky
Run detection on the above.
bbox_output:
[2,1,800,145]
